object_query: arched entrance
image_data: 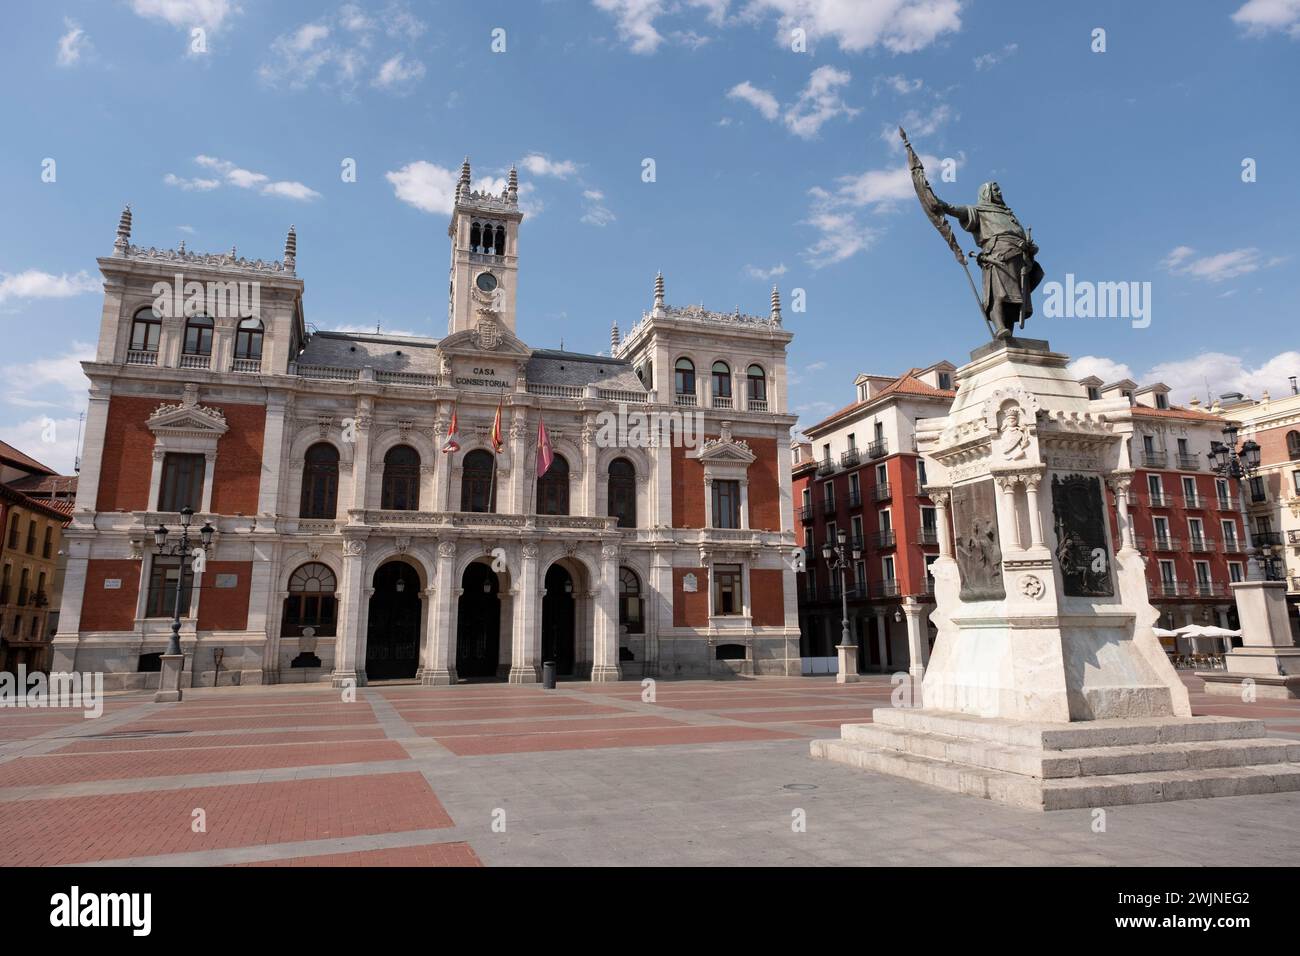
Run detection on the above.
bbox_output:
[542,564,576,677]
[366,561,422,680]
[457,562,501,679]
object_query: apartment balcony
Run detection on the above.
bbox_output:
[712,395,733,410]
[1176,454,1201,471]
[872,579,901,598]
[1222,536,1243,553]
[917,527,940,546]
[1157,581,1189,597]
[871,482,892,502]
[802,545,816,565]
[1254,531,1284,548]
[179,353,212,370]
[840,448,861,469]
[844,584,867,600]
[865,439,889,460]
[125,349,158,366]
[232,358,262,373]
[747,398,769,412]
[872,529,897,549]
[1153,535,1182,551]
[1216,496,1238,512]
[33,591,49,608]
[1142,451,1168,468]
[674,392,698,407]
[1187,537,1217,553]
[821,497,837,516]
[1193,582,1228,598]
[1182,492,1206,509]
[848,535,865,554]
[1148,491,1173,507]
[847,488,863,509]
[799,506,814,524]
[816,458,836,477]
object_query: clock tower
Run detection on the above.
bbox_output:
[447,158,523,337]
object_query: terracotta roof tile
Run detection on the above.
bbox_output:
[804,371,954,433]
[0,440,56,476]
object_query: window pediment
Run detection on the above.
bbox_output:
[147,395,229,439]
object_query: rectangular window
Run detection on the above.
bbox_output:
[1228,562,1244,583]
[158,453,205,513]
[1194,561,1211,586]
[875,463,887,485]
[1221,519,1238,550]
[1143,435,1155,453]
[712,480,741,529]
[1182,476,1196,498]
[938,372,952,390]
[25,519,36,554]
[1147,474,1162,496]
[1216,478,1230,505]
[848,472,860,498]
[1188,517,1204,544]
[916,459,928,488]
[145,557,194,619]
[1293,471,1300,495]
[1249,476,1266,501]
[853,560,865,591]
[882,555,896,582]
[1177,437,1188,454]
[846,433,856,450]
[1158,560,1176,586]
[712,563,743,616]
[879,508,892,531]
[921,506,936,531]
[851,515,863,544]
[1153,516,1170,539]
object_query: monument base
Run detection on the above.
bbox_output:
[811,708,1300,810]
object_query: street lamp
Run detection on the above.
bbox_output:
[1207,424,1273,580]
[153,507,214,656]
[822,528,862,651]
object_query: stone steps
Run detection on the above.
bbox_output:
[812,708,1300,810]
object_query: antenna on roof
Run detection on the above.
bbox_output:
[74,411,84,474]
[376,321,381,334]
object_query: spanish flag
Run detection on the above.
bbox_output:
[490,399,504,453]
[440,409,460,453]
[536,416,554,479]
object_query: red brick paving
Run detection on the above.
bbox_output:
[237,842,483,867]
[53,728,390,754]
[0,740,409,787]
[0,772,451,866]
[434,724,801,756]
[392,703,625,720]
[112,711,379,733]
[410,715,681,737]
[720,707,880,723]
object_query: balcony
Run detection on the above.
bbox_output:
[712,395,733,410]
[847,488,863,509]
[232,358,262,373]
[848,535,865,554]
[1182,492,1205,509]
[865,439,889,460]
[674,392,698,407]
[1176,454,1201,471]
[179,353,212,370]
[1216,496,1237,512]
[1222,536,1243,553]
[844,584,866,600]
[872,529,897,549]
[1254,531,1284,548]
[872,482,892,502]
[872,579,901,598]
[821,498,837,516]
[1187,536,1216,553]
[816,458,836,477]
[1157,581,1189,597]
[1148,491,1172,507]
[799,506,814,523]
[1142,451,1168,468]
[840,448,860,469]
[1153,535,1181,551]
[1193,582,1227,598]
[126,349,158,366]
[802,545,816,564]
[917,527,940,546]
[747,398,769,412]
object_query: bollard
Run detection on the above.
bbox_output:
[542,660,556,689]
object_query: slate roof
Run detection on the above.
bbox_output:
[525,349,645,391]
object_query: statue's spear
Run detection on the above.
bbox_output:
[898,127,997,339]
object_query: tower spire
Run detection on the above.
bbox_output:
[457,156,471,201]
[507,164,518,204]
[114,204,132,256]
[284,225,297,273]
[610,319,621,354]
[652,271,665,316]
[770,284,782,325]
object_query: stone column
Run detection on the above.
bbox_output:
[349,402,373,519]
[1108,474,1136,550]
[1023,472,1045,550]
[72,381,112,519]
[256,391,291,528]
[423,541,459,685]
[591,544,622,681]
[996,474,1023,551]
[930,488,953,558]
[902,596,928,681]
[508,542,540,683]
[332,538,368,687]
[875,610,889,673]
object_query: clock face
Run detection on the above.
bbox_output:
[476,272,498,293]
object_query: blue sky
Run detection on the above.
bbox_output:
[1,0,1297,473]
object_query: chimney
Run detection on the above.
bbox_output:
[1290,375,1297,395]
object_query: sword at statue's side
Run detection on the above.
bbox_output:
[898,127,997,339]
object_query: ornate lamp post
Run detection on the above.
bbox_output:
[1208,424,1276,580]
[153,507,214,654]
[822,529,862,681]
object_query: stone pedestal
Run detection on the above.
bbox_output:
[813,338,1300,808]
[154,654,184,703]
[835,644,859,684]
[1199,580,1300,699]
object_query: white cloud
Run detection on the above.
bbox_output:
[520,154,579,178]
[372,53,425,91]
[1231,0,1300,37]
[56,19,92,67]
[874,73,922,94]
[386,161,459,215]
[1,415,86,474]
[1066,356,1134,385]
[166,156,320,201]
[745,263,788,280]
[886,102,954,145]
[130,0,241,32]
[581,190,616,226]
[1161,246,1283,282]
[2,342,94,403]
[0,271,100,304]
[593,0,671,54]
[727,81,780,120]
[973,42,1018,70]
[326,322,420,337]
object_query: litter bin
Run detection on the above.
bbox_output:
[542,661,556,689]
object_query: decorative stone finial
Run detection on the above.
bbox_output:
[610,320,621,353]
[114,204,132,255]
[507,165,518,203]
[653,271,665,314]
[457,156,471,200]
[770,285,782,325]
[284,225,297,273]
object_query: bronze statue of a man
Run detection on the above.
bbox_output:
[937,182,1044,338]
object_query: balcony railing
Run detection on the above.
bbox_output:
[1142,451,1167,468]
[848,535,865,554]
[712,395,733,409]
[126,349,158,366]
[1176,454,1201,471]
[1187,536,1216,553]
[232,358,262,373]
[599,388,649,404]
[1182,492,1205,509]
[1153,535,1181,551]
[1254,531,1284,548]
[1193,582,1227,598]
[1217,496,1237,512]
[866,439,889,460]
[674,392,698,407]
[840,449,860,469]
[872,529,897,549]
[918,527,939,546]
[816,458,836,476]
[747,398,769,412]
[799,506,814,523]
[179,353,212,370]
[1158,580,1188,597]
[872,482,892,502]
[529,383,584,399]
[847,489,863,509]
[821,498,837,515]
[1148,491,1172,507]
[872,579,901,598]
[297,364,361,382]
[1222,536,1243,553]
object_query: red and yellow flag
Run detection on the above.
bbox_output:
[440,409,460,453]
[490,399,504,453]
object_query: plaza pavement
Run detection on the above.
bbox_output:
[0,673,1296,867]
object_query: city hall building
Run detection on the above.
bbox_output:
[53,160,800,689]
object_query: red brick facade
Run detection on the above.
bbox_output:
[80,559,141,631]
[672,567,709,627]
[197,560,254,631]
[749,568,785,626]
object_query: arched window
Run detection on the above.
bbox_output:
[381,445,421,511]
[234,318,263,360]
[282,563,337,637]
[619,566,644,633]
[608,457,636,528]
[747,364,767,405]
[461,449,496,513]
[6,513,18,548]
[300,443,339,518]
[495,225,506,255]
[470,222,481,252]
[537,454,570,516]
[1288,430,1300,460]
[674,357,695,396]
[183,314,214,356]
[129,308,161,353]
[712,361,732,400]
